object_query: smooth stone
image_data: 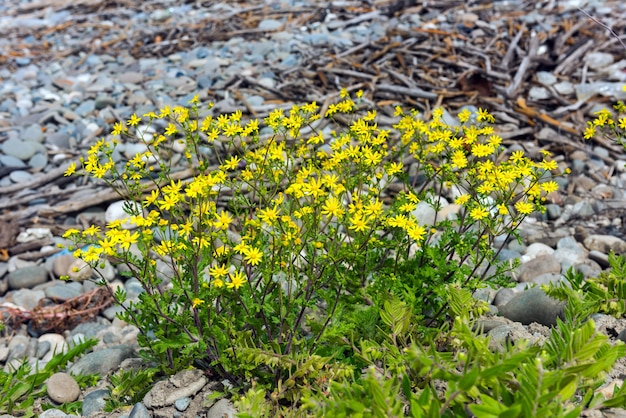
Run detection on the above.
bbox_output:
[118,72,144,84]
[584,235,626,255]
[493,288,516,307]
[174,397,191,412]
[74,100,95,116]
[82,389,109,417]
[46,131,71,149]
[45,282,83,301]
[498,287,565,326]
[9,170,33,183]
[36,340,51,359]
[69,345,135,376]
[11,288,45,310]
[7,335,31,361]
[523,242,554,259]
[94,96,116,109]
[7,265,48,289]
[67,258,93,281]
[28,153,48,170]
[39,409,67,418]
[207,398,238,418]
[47,372,80,403]
[530,273,562,286]
[52,254,78,278]
[128,402,151,418]
[23,124,44,142]
[2,138,39,160]
[0,154,27,168]
[38,333,67,362]
[258,19,282,31]
[516,254,561,283]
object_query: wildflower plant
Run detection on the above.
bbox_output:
[63,88,561,400]
[584,97,626,150]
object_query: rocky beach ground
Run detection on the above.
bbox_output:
[2,0,626,416]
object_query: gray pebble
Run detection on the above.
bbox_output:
[516,254,561,283]
[129,403,151,418]
[69,345,135,376]
[498,287,565,326]
[28,153,48,170]
[175,397,191,412]
[12,288,45,310]
[82,389,109,417]
[2,138,39,160]
[39,409,68,418]
[9,170,33,183]
[45,282,83,301]
[7,265,49,289]
[22,124,44,142]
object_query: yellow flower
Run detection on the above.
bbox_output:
[515,201,534,215]
[127,113,141,126]
[223,155,241,171]
[469,206,489,221]
[227,271,246,290]
[540,181,559,194]
[118,230,139,251]
[213,278,224,288]
[82,225,101,237]
[164,123,177,136]
[111,121,126,136]
[454,194,471,205]
[583,125,595,140]
[406,224,426,242]
[213,210,233,230]
[209,264,229,279]
[457,108,472,123]
[258,206,280,226]
[321,196,345,219]
[451,150,467,169]
[191,298,204,308]
[244,247,263,266]
[348,214,369,233]
[385,162,403,176]
[62,228,80,238]
[64,162,76,177]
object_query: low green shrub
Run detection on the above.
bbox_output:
[66,88,621,415]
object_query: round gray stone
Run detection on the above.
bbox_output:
[47,372,80,403]
[7,265,49,289]
[2,138,38,160]
[69,345,135,376]
[498,287,565,326]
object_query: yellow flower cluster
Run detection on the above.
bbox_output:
[63,92,562,310]
[394,107,560,221]
[584,103,626,143]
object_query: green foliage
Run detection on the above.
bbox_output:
[546,252,626,322]
[295,287,626,417]
[0,338,98,417]
[104,367,157,412]
[64,89,586,414]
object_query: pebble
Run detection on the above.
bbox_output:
[7,265,49,289]
[47,372,81,403]
[82,389,109,417]
[69,345,136,376]
[498,287,565,326]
